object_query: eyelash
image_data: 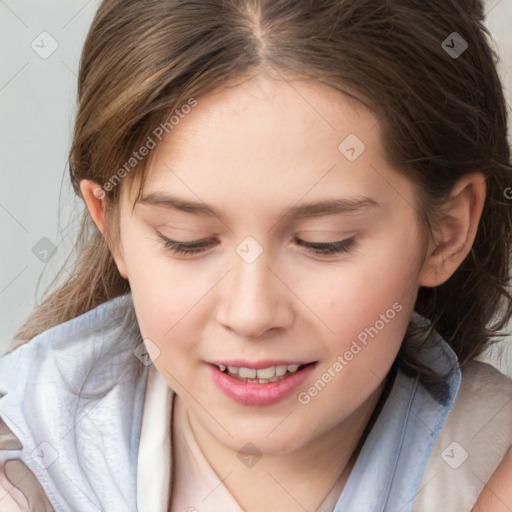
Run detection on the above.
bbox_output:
[156,233,357,257]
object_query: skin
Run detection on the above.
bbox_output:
[473,448,512,512]
[81,72,486,511]
[0,468,29,512]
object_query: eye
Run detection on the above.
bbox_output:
[157,232,215,255]
[294,236,357,256]
[156,232,357,257]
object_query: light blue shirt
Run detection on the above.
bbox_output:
[0,293,460,511]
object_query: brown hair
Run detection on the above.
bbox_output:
[10,0,512,379]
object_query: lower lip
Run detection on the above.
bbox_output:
[208,363,316,406]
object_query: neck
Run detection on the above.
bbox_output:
[185,371,393,512]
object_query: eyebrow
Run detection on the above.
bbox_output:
[138,193,379,221]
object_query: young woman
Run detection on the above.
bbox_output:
[1,0,511,510]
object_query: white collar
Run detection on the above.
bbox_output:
[137,364,173,512]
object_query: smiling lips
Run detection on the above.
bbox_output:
[218,363,304,382]
[209,361,317,406]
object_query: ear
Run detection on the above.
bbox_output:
[79,179,128,279]
[419,172,486,287]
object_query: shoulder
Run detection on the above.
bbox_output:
[468,361,512,511]
[474,446,512,511]
[460,358,512,392]
[0,294,144,512]
[413,360,512,512]
[450,359,512,425]
[0,293,142,393]
[449,360,512,441]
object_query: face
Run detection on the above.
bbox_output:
[114,72,427,455]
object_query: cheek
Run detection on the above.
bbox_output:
[119,226,204,352]
[300,233,421,391]
[299,269,414,426]
[304,235,420,338]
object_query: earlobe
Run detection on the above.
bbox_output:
[79,179,128,280]
[419,173,486,288]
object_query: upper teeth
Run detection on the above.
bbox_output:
[218,364,301,379]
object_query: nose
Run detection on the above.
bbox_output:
[216,248,294,339]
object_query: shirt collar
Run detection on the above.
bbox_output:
[0,295,461,512]
[333,312,461,511]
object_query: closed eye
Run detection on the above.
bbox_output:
[294,236,356,255]
[156,232,357,258]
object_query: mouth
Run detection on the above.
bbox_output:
[208,360,318,406]
[213,362,316,384]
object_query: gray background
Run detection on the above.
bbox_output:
[1,0,511,376]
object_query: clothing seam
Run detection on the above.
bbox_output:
[380,374,420,512]
[166,390,176,512]
[135,365,150,512]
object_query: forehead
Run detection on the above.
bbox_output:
[125,73,413,218]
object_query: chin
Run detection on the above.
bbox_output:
[219,427,311,457]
